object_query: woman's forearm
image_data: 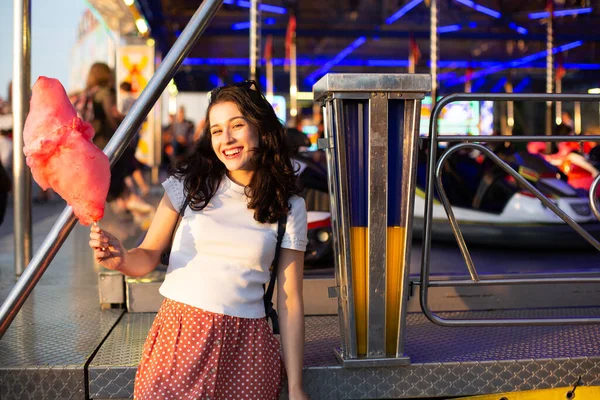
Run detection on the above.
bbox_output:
[118,248,159,277]
[278,298,305,393]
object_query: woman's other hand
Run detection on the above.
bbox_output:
[89,224,126,271]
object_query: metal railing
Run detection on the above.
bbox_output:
[0,0,224,339]
[420,93,600,327]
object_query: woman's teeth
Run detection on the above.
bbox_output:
[224,148,242,156]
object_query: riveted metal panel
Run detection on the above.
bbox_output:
[87,309,600,399]
[88,313,155,398]
[0,221,123,400]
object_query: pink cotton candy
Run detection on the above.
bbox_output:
[23,77,111,225]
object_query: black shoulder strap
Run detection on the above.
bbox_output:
[263,214,287,332]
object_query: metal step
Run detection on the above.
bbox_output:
[122,268,600,314]
[124,270,339,314]
[88,308,600,399]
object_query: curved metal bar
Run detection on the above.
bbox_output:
[420,92,600,328]
[422,135,600,143]
[590,174,600,221]
[433,152,478,281]
[440,143,600,251]
[0,0,224,339]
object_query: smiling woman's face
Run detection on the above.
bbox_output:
[209,101,259,185]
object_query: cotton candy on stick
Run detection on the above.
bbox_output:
[23,77,111,225]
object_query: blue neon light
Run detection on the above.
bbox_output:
[529,7,592,20]
[305,37,367,84]
[438,24,462,33]
[180,56,599,70]
[232,22,251,30]
[491,77,508,93]
[223,0,287,14]
[455,0,501,18]
[508,22,528,35]
[468,22,477,28]
[386,0,423,25]
[231,17,276,30]
[470,78,486,92]
[367,60,408,67]
[445,41,583,86]
[513,77,531,93]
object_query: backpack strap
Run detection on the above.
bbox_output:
[264,214,287,334]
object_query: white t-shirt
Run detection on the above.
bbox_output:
[159,175,308,318]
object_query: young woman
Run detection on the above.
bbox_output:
[89,81,309,400]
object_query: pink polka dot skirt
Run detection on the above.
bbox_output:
[134,298,285,399]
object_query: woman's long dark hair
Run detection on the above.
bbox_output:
[172,82,300,223]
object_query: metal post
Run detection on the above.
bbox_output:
[396,98,422,358]
[314,74,431,366]
[0,0,224,339]
[545,2,554,151]
[367,92,388,357]
[555,77,562,125]
[430,0,438,104]
[505,80,514,135]
[289,28,298,125]
[265,35,274,101]
[12,0,32,278]
[574,101,581,135]
[249,0,261,81]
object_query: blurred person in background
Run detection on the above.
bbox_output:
[171,106,195,165]
[119,81,150,197]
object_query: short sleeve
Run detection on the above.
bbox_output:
[162,176,186,211]
[281,196,308,252]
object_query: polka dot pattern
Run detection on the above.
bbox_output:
[134,298,285,400]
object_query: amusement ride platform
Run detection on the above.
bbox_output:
[1,199,600,399]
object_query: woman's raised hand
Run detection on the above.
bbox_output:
[89,224,126,271]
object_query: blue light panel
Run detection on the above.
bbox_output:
[231,17,276,30]
[529,7,592,20]
[438,24,462,33]
[445,41,584,85]
[180,55,599,71]
[508,22,528,35]
[491,77,508,93]
[305,37,367,85]
[386,0,423,25]
[455,0,501,19]
[513,76,531,93]
[223,0,287,14]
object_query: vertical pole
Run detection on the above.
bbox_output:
[12,0,32,278]
[289,30,298,125]
[555,77,562,125]
[545,2,554,152]
[430,0,438,104]
[574,101,581,135]
[367,93,388,357]
[265,35,274,102]
[266,61,274,102]
[505,80,514,136]
[396,98,421,359]
[249,0,261,81]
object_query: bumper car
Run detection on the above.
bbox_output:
[412,145,600,249]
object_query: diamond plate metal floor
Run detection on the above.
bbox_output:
[0,215,124,400]
[88,307,600,399]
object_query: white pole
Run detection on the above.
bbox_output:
[430,0,438,104]
[545,1,553,153]
[249,0,261,81]
[290,28,298,125]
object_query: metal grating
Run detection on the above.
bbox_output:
[88,308,600,399]
[0,221,123,400]
[88,313,155,399]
